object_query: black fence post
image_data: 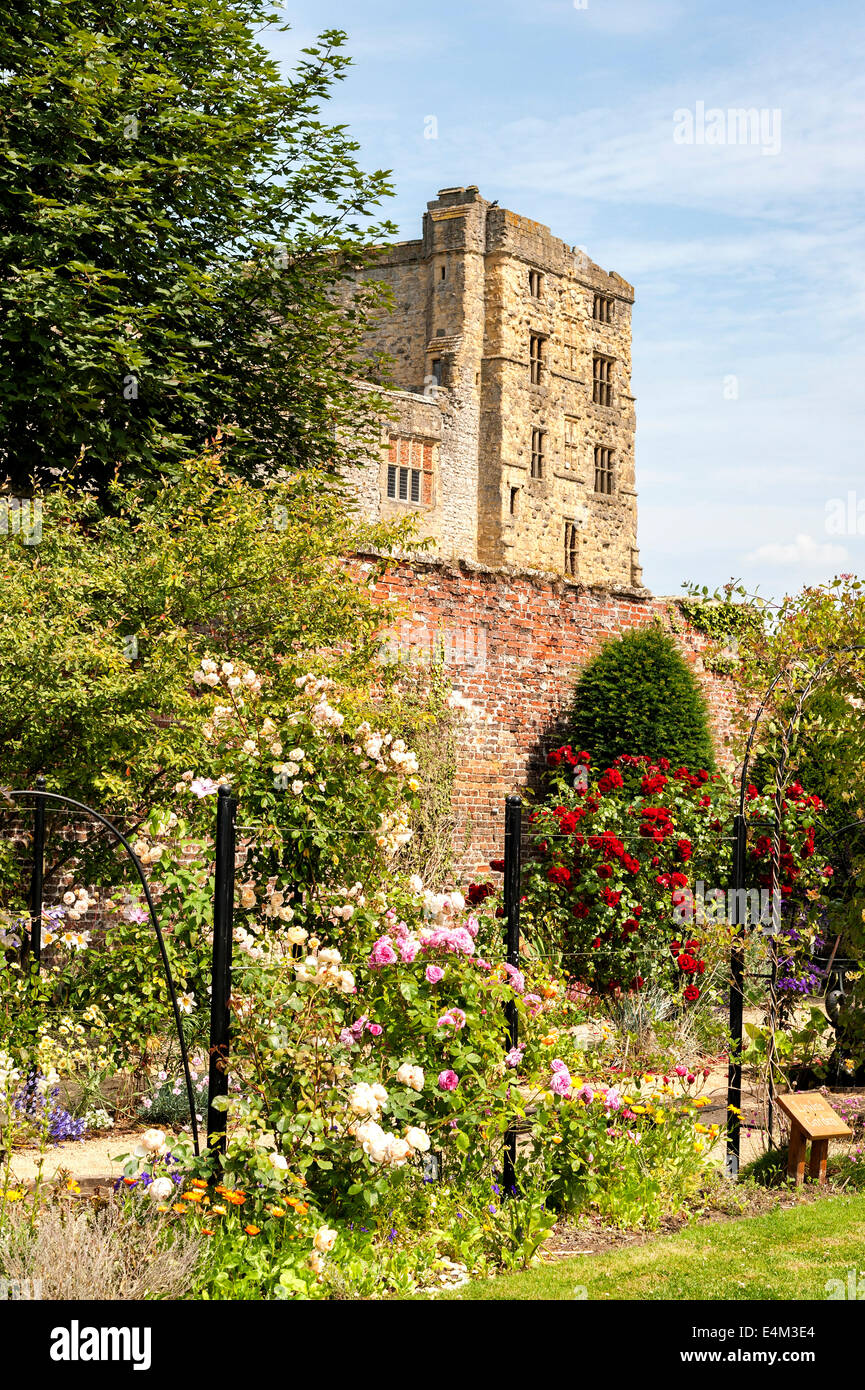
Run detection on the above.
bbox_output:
[503,794,522,1191]
[207,786,237,1161]
[726,812,747,1177]
[24,776,46,975]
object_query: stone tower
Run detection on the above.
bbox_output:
[344,186,642,588]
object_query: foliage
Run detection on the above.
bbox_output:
[569,626,715,771]
[0,450,412,821]
[0,1,395,491]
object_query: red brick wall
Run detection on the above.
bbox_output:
[359,555,740,877]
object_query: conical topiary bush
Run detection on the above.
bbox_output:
[570,625,715,770]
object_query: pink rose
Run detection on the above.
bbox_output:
[437,1008,466,1031]
[425,965,444,985]
[437,1070,459,1091]
[503,963,525,994]
[549,1068,572,1096]
[367,1023,382,1036]
[369,937,397,968]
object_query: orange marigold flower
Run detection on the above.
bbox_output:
[244,1224,261,1236]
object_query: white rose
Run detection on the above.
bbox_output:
[149,1176,175,1202]
[386,1136,411,1165]
[313,1226,338,1254]
[137,1127,166,1155]
[268,1152,289,1172]
[239,887,256,909]
[406,1126,431,1152]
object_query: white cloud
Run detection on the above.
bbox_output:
[743,534,850,567]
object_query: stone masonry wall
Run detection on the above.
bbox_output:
[361,555,739,879]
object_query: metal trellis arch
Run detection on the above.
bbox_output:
[7,778,201,1156]
[726,644,865,1173]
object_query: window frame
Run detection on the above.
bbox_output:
[592,355,614,407]
[593,444,615,495]
[530,427,546,480]
[529,333,546,386]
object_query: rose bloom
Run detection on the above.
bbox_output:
[313,1226,338,1254]
[148,1176,174,1202]
[406,1125,431,1152]
[425,964,444,985]
[438,1070,459,1091]
[549,1068,572,1096]
[396,1063,424,1092]
[135,1128,166,1156]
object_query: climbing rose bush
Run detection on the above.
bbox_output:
[520,750,831,1002]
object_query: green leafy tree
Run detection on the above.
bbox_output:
[0,1,394,491]
[0,450,415,822]
[569,626,715,770]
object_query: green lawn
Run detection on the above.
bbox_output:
[443,1194,865,1300]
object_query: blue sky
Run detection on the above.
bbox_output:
[266,1,865,598]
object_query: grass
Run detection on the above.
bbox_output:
[441,1193,865,1300]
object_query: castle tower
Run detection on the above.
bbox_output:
[343,187,642,588]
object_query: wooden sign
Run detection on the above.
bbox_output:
[776,1092,852,1184]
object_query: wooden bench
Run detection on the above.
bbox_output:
[776,1092,852,1184]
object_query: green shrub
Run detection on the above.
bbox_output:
[570,626,715,770]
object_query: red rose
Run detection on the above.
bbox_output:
[547,865,571,886]
[597,863,614,879]
[572,902,590,919]
[684,985,700,1003]
[489,859,505,872]
[547,750,562,767]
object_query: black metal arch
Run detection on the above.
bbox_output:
[727,644,865,1171]
[4,781,199,1155]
